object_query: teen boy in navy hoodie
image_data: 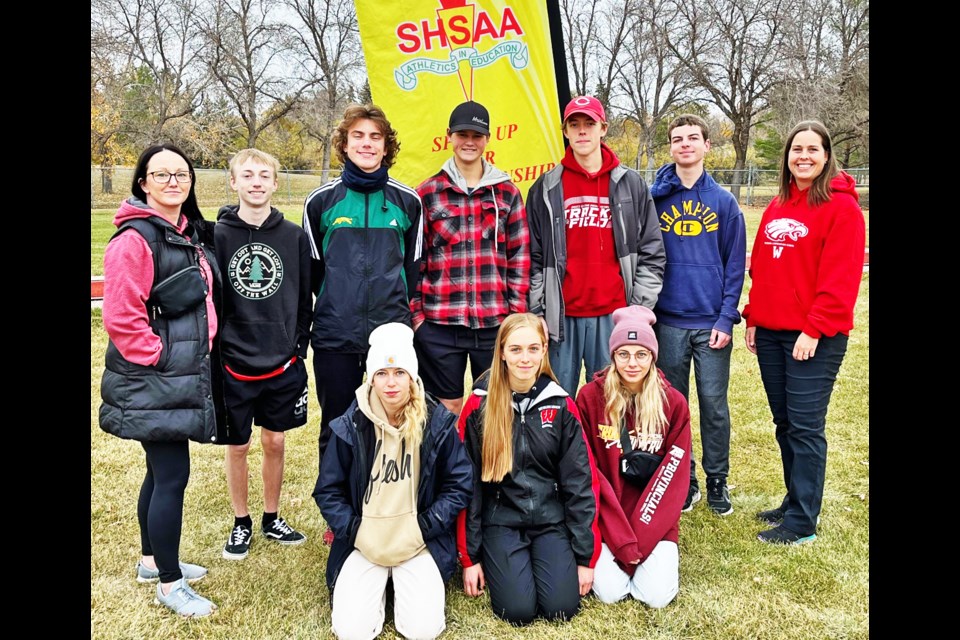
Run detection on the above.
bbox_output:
[214,149,312,560]
[650,114,746,516]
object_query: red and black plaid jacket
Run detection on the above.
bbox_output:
[412,159,530,329]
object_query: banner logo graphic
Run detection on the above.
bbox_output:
[395,1,528,99]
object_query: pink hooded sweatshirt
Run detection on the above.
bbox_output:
[102,198,217,365]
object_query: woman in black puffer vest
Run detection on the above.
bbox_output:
[99,143,220,617]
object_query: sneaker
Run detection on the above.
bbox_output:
[155,578,217,617]
[136,560,207,584]
[322,527,335,546]
[223,524,252,560]
[705,477,733,516]
[756,506,786,527]
[681,484,701,512]
[262,517,307,545]
[756,524,816,545]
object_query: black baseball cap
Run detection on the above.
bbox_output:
[448,101,490,135]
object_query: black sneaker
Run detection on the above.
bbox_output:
[681,484,701,512]
[757,524,816,545]
[705,477,733,516]
[262,517,307,546]
[223,524,252,560]
[756,506,785,527]
[757,495,789,526]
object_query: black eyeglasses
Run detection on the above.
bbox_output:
[148,171,192,184]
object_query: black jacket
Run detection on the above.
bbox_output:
[302,178,423,353]
[213,206,312,373]
[100,215,220,443]
[457,374,600,567]
[313,392,472,592]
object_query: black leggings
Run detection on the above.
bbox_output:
[137,440,190,583]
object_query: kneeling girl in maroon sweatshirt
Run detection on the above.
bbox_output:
[575,305,691,608]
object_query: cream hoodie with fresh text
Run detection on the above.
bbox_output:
[353,381,425,566]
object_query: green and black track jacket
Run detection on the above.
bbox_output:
[302,177,424,352]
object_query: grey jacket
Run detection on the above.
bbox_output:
[526,163,665,342]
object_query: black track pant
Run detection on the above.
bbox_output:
[481,523,581,625]
[313,351,365,466]
[137,440,190,583]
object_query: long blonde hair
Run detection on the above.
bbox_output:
[480,313,556,482]
[602,363,667,447]
[385,376,427,450]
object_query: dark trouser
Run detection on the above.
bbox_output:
[481,523,581,625]
[313,351,365,468]
[654,325,733,489]
[755,328,848,536]
[413,321,497,400]
[137,440,190,583]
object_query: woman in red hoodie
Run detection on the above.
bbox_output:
[575,305,691,608]
[743,121,865,545]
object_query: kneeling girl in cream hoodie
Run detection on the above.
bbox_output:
[314,322,473,640]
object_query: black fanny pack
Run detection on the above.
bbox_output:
[619,423,663,489]
[149,265,208,318]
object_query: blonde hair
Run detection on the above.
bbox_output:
[602,363,667,447]
[480,313,556,482]
[387,375,427,450]
[229,148,280,178]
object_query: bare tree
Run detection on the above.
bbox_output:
[92,0,208,142]
[560,0,602,98]
[666,0,794,198]
[201,0,321,148]
[92,0,208,191]
[766,0,869,165]
[285,0,362,179]
[611,0,695,179]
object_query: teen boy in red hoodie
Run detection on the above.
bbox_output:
[526,96,665,397]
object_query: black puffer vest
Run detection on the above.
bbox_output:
[99,216,220,443]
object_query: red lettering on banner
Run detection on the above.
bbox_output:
[511,162,555,183]
[421,18,448,50]
[484,150,495,163]
[448,15,471,45]
[395,7,526,54]
[473,12,498,40]
[495,124,518,140]
[500,8,524,37]
[397,23,419,53]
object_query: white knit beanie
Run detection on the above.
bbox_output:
[366,323,418,381]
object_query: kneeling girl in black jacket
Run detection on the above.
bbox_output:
[457,312,601,625]
[314,323,472,640]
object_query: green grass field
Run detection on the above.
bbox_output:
[90,275,869,639]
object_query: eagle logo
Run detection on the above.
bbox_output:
[764,218,809,242]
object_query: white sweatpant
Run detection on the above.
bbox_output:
[331,549,446,640]
[592,541,679,608]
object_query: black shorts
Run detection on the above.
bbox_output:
[221,357,309,444]
[413,322,497,399]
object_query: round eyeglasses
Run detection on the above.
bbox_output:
[614,350,652,364]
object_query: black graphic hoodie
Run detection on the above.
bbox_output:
[214,206,312,374]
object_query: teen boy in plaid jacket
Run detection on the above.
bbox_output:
[412,101,530,414]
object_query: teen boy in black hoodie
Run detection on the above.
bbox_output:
[214,149,313,560]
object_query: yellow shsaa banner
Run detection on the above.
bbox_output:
[355,0,563,195]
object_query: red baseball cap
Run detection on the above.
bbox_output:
[563,96,606,123]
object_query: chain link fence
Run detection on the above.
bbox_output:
[90,168,341,210]
[638,166,869,208]
[92,166,868,210]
